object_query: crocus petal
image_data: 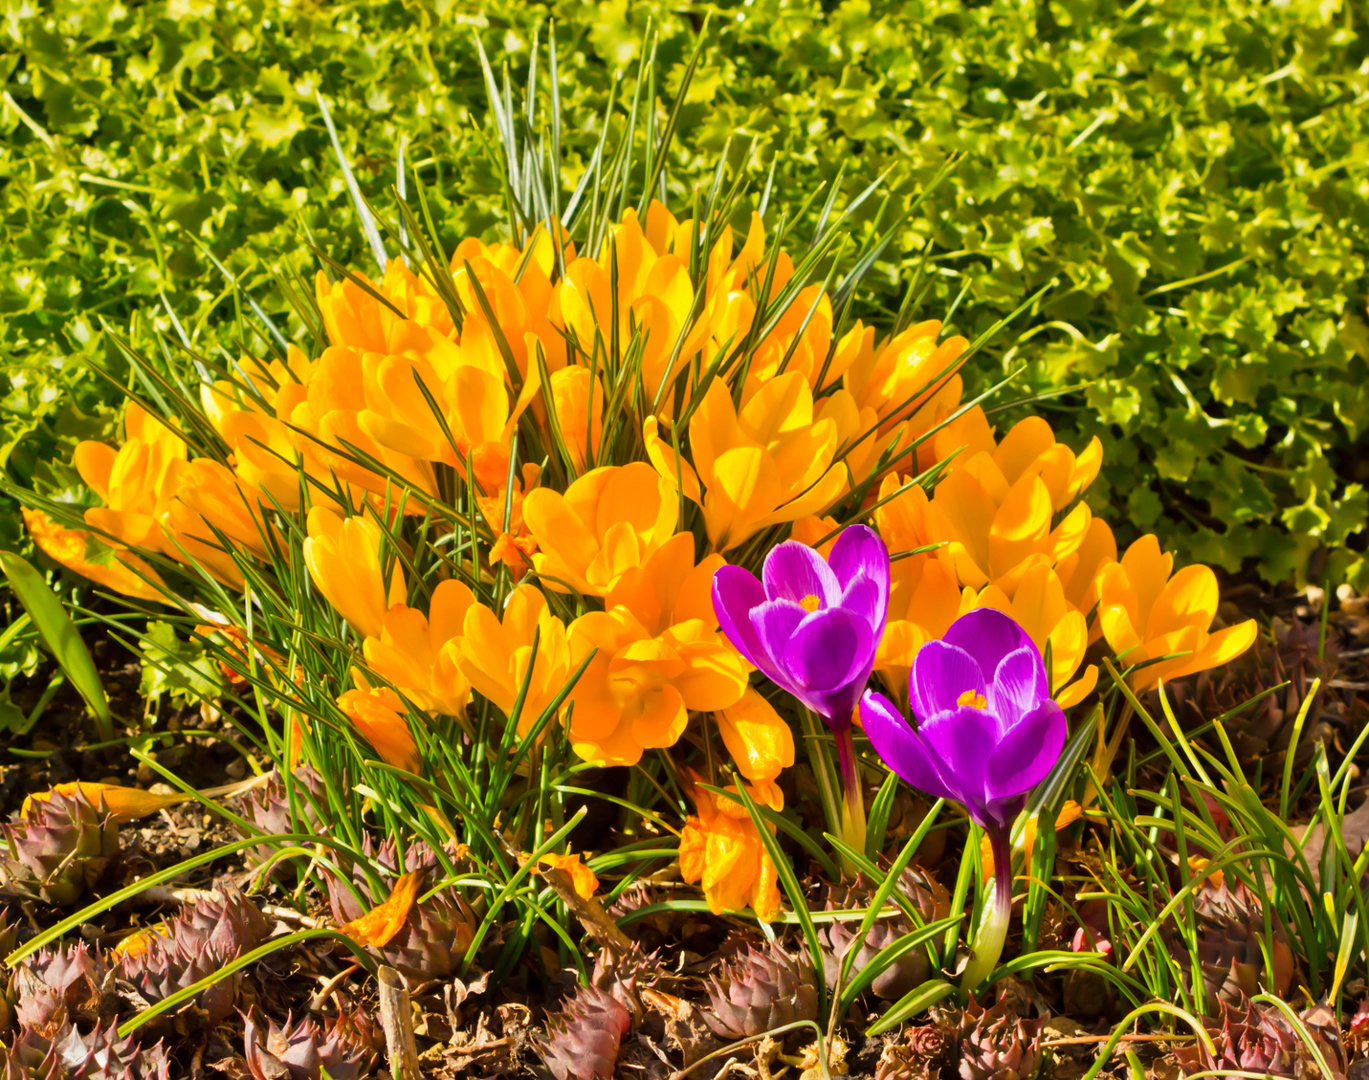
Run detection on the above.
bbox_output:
[1180,619,1259,678]
[828,524,890,617]
[839,572,885,635]
[987,646,1049,730]
[785,607,873,694]
[761,540,842,609]
[859,691,956,802]
[712,565,770,672]
[917,705,1000,821]
[909,641,987,722]
[1055,664,1098,709]
[752,599,809,689]
[942,607,1033,684]
[984,700,1067,804]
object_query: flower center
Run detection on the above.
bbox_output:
[957,689,988,710]
[800,594,821,613]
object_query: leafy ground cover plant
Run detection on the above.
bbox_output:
[3,0,1369,589]
[0,18,1367,1080]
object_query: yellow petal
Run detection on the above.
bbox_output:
[114,924,170,958]
[718,688,796,783]
[993,417,1056,487]
[988,475,1053,581]
[643,416,703,505]
[1119,535,1173,635]
[1055,664,1098,709]
[337,687,422,774]
[1146,564,1219,639]
[74,442,117,502]
[1174,619,1259,681]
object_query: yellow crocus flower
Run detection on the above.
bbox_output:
[1097,535,1257,691]
[679,772,782,922]
[336,685,421,774]
[716,689,796,784]
[925,449,1092,597]
[75,402,186,550]
[363,579,477,719]
[843,318,968,471]
[316,261,455,354]
[291,344,438,502]
[990,416,1103,514]
[563,533,749,767]
[456,584,570,737]
[644,372,847,552]
[22,508,165,603]
[523,463,677,596]
[303,507,407,640]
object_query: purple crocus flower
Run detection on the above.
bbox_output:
[859,607,1067,830]
[711,525,889,733]
[860,607,1068,991]
[712,525,889,866]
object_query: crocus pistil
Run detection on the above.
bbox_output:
[860,607,1067,990]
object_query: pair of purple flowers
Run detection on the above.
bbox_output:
[711,525,1067,834]
[712,525,1069,987]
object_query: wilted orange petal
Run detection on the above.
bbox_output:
[339,870,424,948]
[23,783,184,823]
[536,852,599,900]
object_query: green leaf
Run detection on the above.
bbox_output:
[865,978,955,1036]
[0,551,111,740]
[138,621,223,707]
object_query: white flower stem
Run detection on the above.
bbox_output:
[834,724,866,873]
[961,824,1013,993]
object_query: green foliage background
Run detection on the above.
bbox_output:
[3,0,1367,586]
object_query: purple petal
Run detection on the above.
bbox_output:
[943,609,1034,684]
[917,705,1001,821]
[909,641,988,723]
[752,599,808,690]
[984,700,1067,803]
[860,690,957,801]
[762,541,842,609]
[829,525,890,600]
[712,566,770,671]
[987,646,1049,730]
[839,572,885,634]
[785,607,874,694]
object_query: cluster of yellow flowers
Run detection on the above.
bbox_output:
[26,202,1253,919]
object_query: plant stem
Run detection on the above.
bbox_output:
[834,723,866,872]
[961,824,1012,992]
